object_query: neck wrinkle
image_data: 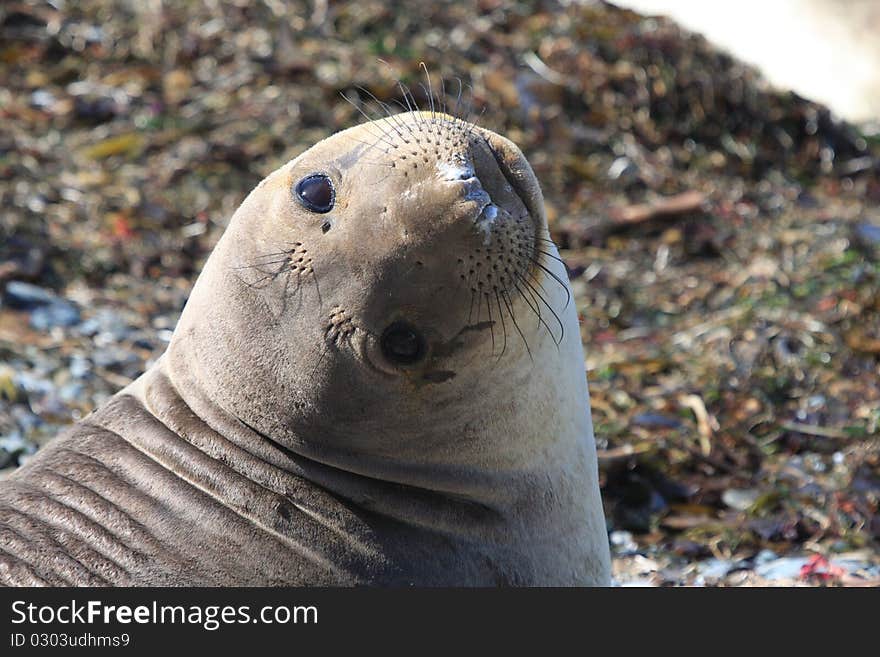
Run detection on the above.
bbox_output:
[157,351,514,539]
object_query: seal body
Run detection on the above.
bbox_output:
[0,111,611,586]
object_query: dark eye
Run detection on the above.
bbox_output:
[381,322,426,366]
[294,174,335,213]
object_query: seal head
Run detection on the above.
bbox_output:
[161,110,610,584]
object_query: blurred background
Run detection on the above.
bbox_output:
[617,0,880,123]
[0,0,878,585]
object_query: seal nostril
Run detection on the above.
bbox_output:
[321,221,331,233]
[381,321,426,366]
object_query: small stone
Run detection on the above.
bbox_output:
[0,366,21,402]
[69,356,92,380]
[3,281,81,330]
[91,346,138,369]
[0,431,35,458]
[694,558,733,580]
[607,156,638,182]
[609,530,638,553]
[29,89,56,109]
[755,556,810,581]
[722,488,760,511]
[73,95,119,124]
[58,383,85,403]
[10,406,42,432]
[30,302,81,330]
[163,69,193,106]
[854,223,880,255]
[632,413,682,429]
[754,549,779,566]
[4,281,58,309]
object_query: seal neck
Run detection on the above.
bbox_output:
[130,357,516,539]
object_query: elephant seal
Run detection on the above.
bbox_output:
[0,109,611,586]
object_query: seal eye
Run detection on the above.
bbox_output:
[381,322,426,366]
[294,174,335,213]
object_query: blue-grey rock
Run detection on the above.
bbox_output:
[92,346,138,369]
[58,382,86,403]
[69,356,92,380]
[0,431,35,457]
[755,556,809,580]
[10,406,42,432]
[77,308,131,341]
[754,549,778,566]
[632,413,682,429]
[30,302,81,330]
[4,281,58,309]
[4,281,81,330]
[855,222,880,246]
[695,558,734,580]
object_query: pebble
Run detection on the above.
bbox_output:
[693,558,734,580]
[30,302,81,330]
[58,382,86,403]
[607,156,639,182]
[29,89,55,110]
[0,431,36,459]
[632,413,682,429]
[9,406,42,432]
[854,222,880,248]
[754,549,778,565]
[3,281,81,330]
[609,530,639,554]
[78,308,132,341]
[92,346,139,370]
[69,355,92,380]
[755,556,809,580]
[4,281,58,309]
[722,487,760,511]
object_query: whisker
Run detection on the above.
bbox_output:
[502,289,532,362]
[485,292,496,356]
[354,85,410,142]
[453,77,465,122]
[518,273,564,347]
[468,106,488,139]
[494,289,508,363]
[311,265,323,308]
[439,77,448,117]
[343,134,393,155]
[239,269,285,289]
[339,92,399,150]
[420,62,436,121]
[397,80,422,125]
[512,276,555,343]
[231,258,289,271]
[536,248,567,266]
[528,256,572,310]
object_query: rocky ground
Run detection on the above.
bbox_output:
[1,0,878,585]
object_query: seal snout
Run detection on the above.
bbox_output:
[454,172,501,242]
